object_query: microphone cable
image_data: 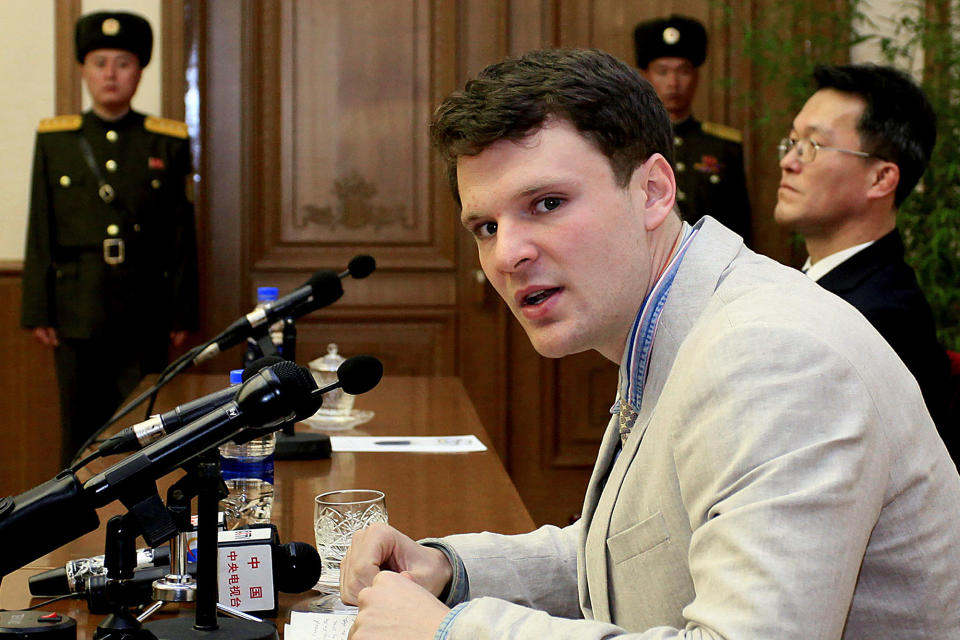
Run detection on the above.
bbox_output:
[68,342,207,469]
[0,593,75,613]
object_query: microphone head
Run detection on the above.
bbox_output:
[28,567,69,596]
[269,360,317,394]
[347,255,376,279]
[273,541,322,593]
[305,270,344,310]
[235,361,317,429]
[242,355,286,381]
[337,355,384,395]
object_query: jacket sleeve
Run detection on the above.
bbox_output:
[443,521,582,619]
[21,134,54,329]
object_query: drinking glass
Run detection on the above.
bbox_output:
[313,489,388,593]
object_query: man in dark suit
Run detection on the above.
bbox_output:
[635,14,752,245]
[21,11,199,468]
[775,63,953,457]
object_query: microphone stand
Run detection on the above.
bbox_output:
[93,514,159,640]
[141,452,278,640]
[138,465,270,623]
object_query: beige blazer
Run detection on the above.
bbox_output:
[443,218,960,639]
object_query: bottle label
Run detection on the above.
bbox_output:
[220,454,275,482]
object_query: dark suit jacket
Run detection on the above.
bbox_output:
[815,230,954,455]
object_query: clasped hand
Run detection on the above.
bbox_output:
[340,523,453,639]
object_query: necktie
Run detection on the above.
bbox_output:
[618,404,639,446]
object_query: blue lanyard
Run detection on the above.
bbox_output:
[617,223,698,415]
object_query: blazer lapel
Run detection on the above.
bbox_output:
[578,217,745,624]
[577,412,623,620]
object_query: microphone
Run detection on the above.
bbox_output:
[273,541,323,593]
[0,358,366,578]
[28,546,170,596]
[340,254,376,280]
[79,539,320,614]
[330,354,384,395]
[304,354,384,416]
[97,357,286,457]
[275,355,383,460]
[194,255,376,365]
[83,361,318,512]
[215,525,322,616]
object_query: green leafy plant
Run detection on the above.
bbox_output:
[874,4,960,350]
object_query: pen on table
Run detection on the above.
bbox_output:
[374,440,411,445]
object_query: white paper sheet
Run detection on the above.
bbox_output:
[286,610,356,640]
[329,435,487,453]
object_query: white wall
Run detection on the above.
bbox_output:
[0,0,161,262]
[0,1,55,261]
[851,0,923,77]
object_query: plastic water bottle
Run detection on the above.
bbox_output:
[243,286,285,366]
[219,369,276,529]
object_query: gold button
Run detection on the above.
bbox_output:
[59,175,71,187]
[710,174,720,184]
[106,130,118,142]
[151,179,161,189]
[105,159,118,173]
[677,190,687,201]
[674,136,683,147]
[676,162,686,173]
[107,224,119,236]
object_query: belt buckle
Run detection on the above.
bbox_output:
[103,238,125,265]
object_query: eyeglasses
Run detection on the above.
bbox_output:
[778,137,877,163]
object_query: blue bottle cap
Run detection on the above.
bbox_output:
[257,286,279,302]
[229,369,244,385]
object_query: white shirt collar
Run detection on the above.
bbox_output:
[803,239,876,282]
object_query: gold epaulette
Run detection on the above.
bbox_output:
[702,121,743,144]
[144,116,189,139]
[37,115,82,133]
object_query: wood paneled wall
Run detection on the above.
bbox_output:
[2,0,828,525]
[0,266,61,496]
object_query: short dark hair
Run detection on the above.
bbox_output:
[430,48,674,207]
[813,63,936,207]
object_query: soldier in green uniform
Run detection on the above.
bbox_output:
[20,11,199,468]
[635,14,753,245]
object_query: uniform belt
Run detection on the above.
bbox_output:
[56,238,127,265]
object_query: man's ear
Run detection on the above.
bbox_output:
[631,153,676,231]
[867,161,900,202]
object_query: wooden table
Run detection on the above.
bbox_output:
[0,375,534,637]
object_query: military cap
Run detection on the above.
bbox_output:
[634,14,707,69]
[75,11,153,67]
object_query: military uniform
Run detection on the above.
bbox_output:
[20,110,199,465]
[672,116,752,245]
[635,14,753,245]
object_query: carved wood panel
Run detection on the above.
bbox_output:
[279,1,432,247]
[246,0,455,271]
[200,0,461,392]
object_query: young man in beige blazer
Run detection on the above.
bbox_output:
[338,49,960,639]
